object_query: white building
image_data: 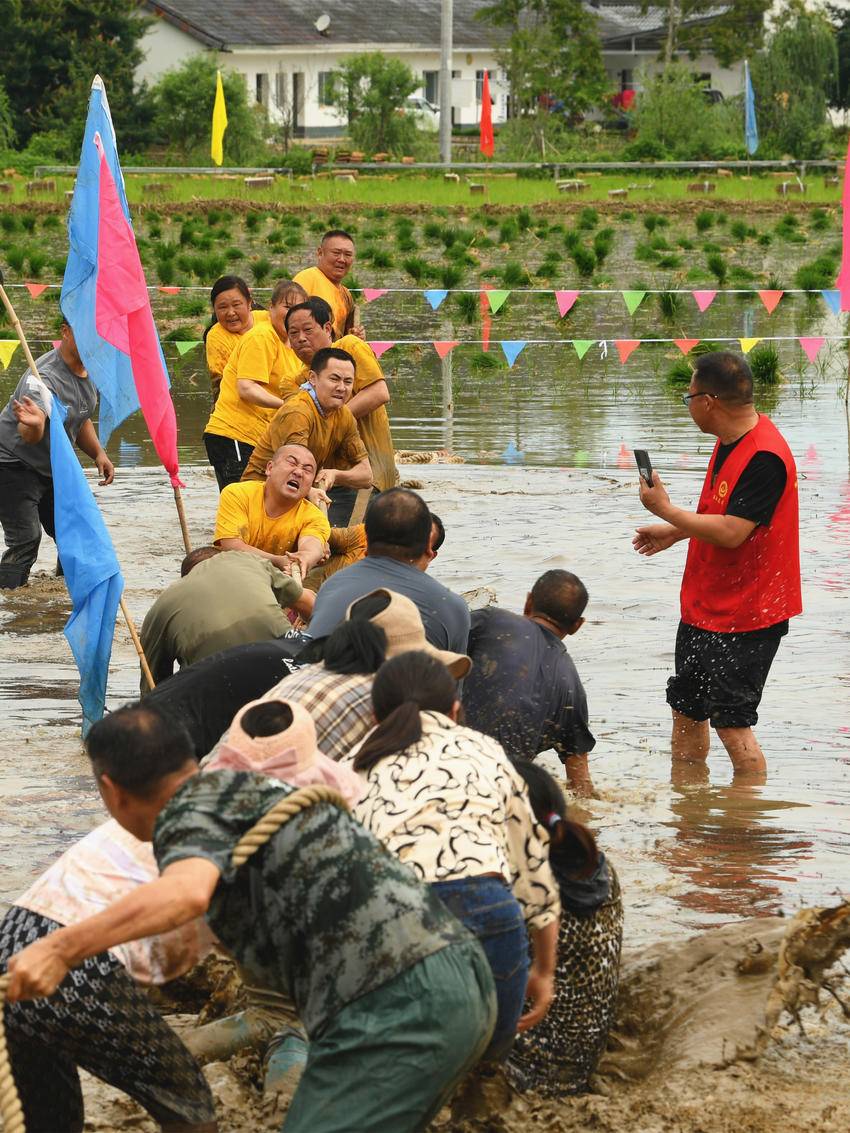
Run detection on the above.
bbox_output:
[138,0,746,138]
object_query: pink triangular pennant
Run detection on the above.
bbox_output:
[615,339,640,363]
[24,282,49,298]
[758,289,783,315]
[692,290,717,312]
[52,339,62,348]
[799,336,825,363]
[157,286,181,295]
[555,290,579,317]
[674,339,700,355]
[362,288,389,303]
[368,341,396,359]
[433,341,459,359]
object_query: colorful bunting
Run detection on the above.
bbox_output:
[799,337,825,363]
[622,290,646,316]
[572,340,594,360]
[368,341,396,359]
[24,283,49,298]
[0,340,20,368]
[500,340,527,368]
[739,338,761,354]
[362,288,388,303]
[52,339,62,349]
[487,290,511,314]
[423,289,448,311]
[433,341,459,359]
[758,289,783,314]
[821,289,841,316]
[692,290,717,312]
[157,286,181,295]
[615,339,640,363]
[674,339,700,355]
[555,290,579,317]
[174,340,202,356]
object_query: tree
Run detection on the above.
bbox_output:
[324,54,419,154]
[480,0,609,155]
[0,78,15,151]
[151,56,265,163]
[750,4,837,157]
[826,3,850,112]
[0,0,153,154]
[628,63,741,159]
[654,0,772,68]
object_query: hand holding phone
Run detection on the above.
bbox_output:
[634,449,654,488]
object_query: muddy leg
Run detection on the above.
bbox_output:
[671,710,710,762]
[715,726,767,783]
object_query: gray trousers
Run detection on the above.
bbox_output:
[0,460,56,587]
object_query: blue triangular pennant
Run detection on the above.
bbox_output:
[500,340,527,368]
[423,289,448,311]
[821,290,841,315]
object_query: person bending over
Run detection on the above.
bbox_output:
[5,704,497,1133]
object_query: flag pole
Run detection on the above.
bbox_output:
[0,270,158,689]
[173,486,192,555]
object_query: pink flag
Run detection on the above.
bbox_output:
[837,136,850,311]
[692,290,717,313]
[368,341,396,359]
[615,340,640,363]
[758,290,783,314]
[433,341,459,359]
[555,290,579,317]
[799,337,825,363]
[25,282,49,298]
[674,339,700,355]
[94,136,182,487]
[480,288,492,352]
[362,288,388,303]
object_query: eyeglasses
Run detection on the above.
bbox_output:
[681,391,717,406]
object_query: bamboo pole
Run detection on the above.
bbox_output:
[0,272,158,698]
[173,485,192,556]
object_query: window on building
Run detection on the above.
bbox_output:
[423,70,439,104]
[318,72,334,107]
[274,71,288,110]
[475,70,485,101]
[255,73,269,106]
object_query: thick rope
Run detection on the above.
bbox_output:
[0,974,26,1133]
[230,783,348,869]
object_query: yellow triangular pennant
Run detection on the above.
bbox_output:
[0,340,20,369]
[739,338,761,354]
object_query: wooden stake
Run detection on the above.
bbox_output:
[0,279,43,377]
[173,485,192,556]
[121,597,155,690]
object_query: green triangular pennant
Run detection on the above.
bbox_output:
[572,340,594,360]
[174,340,203,356]
[621,290,646,316]
[487,290,511,314]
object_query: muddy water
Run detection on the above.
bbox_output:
[0,326,848,944]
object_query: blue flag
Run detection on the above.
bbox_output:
[744,60,758,157]
[48,397,124,734]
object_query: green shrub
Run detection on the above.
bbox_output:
[730,220,749,241]
[563,230,581,252]
[455,292,479,323]
[634,242,659,262]
[41,214,61,230]
[793,255,838,290]
[516,207,533,231]
[5,245,25,272]
[498,218,519,244]
[501,261,530,286]
[157,260,176,285]
[578,207,599,231]
[677,237,694,250]
[371,248,394,269]
[706,253,727,285]
[695,211,713,233]
[0,214,16,233]
[658,291,683,319]
[643,214,661,233]
[571,245,596,277]
[757,232,772,247]
[666,356,693,385]
[402,256,428,282]
[657,254,682,269]
[423,221,442,241]
[749,344,781,384]
[729,266,756,282]
[441,265,465,288]
[26,251,46,277]
[397,235,417,253]
[593,228,614,264]
[470,350,504,371]
[252,256,271,284]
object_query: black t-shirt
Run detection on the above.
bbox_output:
[462,607,595,763]
[144,639,302,757]
[712,437,786,526]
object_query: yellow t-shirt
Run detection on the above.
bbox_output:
[293,267,354,339]
[333,335,397,492]
[214,481,331,557]
[205,321,303,447]
[205,310,270,383]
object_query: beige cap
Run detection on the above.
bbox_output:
[345,588,471,678]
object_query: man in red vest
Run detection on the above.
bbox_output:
[633,352,801,781]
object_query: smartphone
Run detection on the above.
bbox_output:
[634,449,654,488]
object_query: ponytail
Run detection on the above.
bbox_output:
[353,701,424,772]
[514,761,599,878]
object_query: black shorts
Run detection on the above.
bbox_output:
[666,620,788,729]
[203,431,254,491]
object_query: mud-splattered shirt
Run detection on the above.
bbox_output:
[153,770,470,1038]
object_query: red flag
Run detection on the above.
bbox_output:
[837,136,850,311]
[93,135,182,487]
[479,71,494,158]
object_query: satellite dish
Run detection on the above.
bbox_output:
[315,13,331,33]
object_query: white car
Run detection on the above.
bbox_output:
[405,96,440,128]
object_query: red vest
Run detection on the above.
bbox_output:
[680,415,802,632]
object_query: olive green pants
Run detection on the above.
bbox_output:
[283,939,496,1133]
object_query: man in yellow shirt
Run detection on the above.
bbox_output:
[283,297,397,503]
[241,347,373,523]
[214,444,331,582]
[294,230,362,339]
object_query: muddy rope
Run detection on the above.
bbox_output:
[0,974,25,1133]
[0,784,348,1133]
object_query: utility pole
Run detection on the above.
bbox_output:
[439,0,453,164]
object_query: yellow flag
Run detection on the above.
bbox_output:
[739,337,761,354]
[211,70,228,166]
[0,340,19,369]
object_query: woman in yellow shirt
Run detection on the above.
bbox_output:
[204,276,270,400]
[203,279,307,490]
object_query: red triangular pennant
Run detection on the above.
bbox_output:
[758,289,783,315]
[674,339,700,355]
[24,283,49,298]
[615,339,640,363]
[368,341,396,359]
[433,341,459,359]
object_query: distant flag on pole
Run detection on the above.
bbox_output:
[836,136,850,311]
[212,70,228,166]
[744,60,758,156]
[479,70,495,158]
[40,386,123,734]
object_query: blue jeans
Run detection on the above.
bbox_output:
[431,876,529,1061]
